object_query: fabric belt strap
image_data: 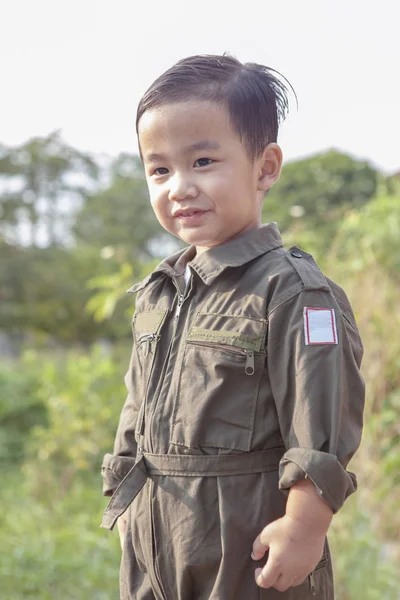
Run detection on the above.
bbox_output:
[101,446,284,531]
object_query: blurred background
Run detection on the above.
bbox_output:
[1,1,399,598]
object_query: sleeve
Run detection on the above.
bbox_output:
[267,287,365,513]
[101,345,140,496]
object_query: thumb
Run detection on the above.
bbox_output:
[251,523,271,560]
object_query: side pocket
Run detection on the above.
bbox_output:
[308,541,333,599]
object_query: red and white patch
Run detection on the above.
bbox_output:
[303,307,338,345]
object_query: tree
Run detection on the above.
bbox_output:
[0,140,173,345]
[0,131,98,247]
[73,152,175,259]
[263,149,379,234]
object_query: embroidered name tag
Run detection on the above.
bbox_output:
[304,307,338,345]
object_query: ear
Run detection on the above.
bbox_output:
[256,143,283,192]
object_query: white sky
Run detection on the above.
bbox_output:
[1,0,399,173]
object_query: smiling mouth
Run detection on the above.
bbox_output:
[174,210,208,218]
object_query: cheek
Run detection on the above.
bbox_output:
[203,173,232,199]
[148,186,166,213]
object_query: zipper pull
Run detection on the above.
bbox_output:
[244,350,255,375]
[309,572,316,595]
[175,294,185,320]
[144,338,151,358]
[138,410,145,435]
[143,334,154,358]
[149,334,160,357]
[141,333,160,358]
[136,445,145,463]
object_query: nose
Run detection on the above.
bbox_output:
[168,173,198,202]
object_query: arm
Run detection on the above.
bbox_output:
[253,287,365,590]
[269,287,364,511]
[252,479,333,591]
[286,479,333,536]
[101,347,139,496]
[101,344,140,547]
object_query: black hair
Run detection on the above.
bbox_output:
[136,54,295,161]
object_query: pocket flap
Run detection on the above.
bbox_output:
[187,312,267,352]
[134,309,168,336]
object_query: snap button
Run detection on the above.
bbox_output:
[291,251,302,258]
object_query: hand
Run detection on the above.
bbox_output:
[117,514,127,550]
[251,514,325,592]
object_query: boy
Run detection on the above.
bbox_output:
[101,54,365,599]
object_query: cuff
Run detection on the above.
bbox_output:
[278,448,357,513]
[101,453,136,496]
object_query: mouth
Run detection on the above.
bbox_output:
[173,209,208,219]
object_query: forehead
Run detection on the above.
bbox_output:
[138,101,239,159]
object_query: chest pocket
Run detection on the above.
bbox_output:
[133,309,168,384]
[171,312,267,452]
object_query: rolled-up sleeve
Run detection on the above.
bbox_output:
[102,452,136,496]
[101,346,139,496]
[267,288,365,513]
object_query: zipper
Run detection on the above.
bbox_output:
[136,334,162,437]
[308,556,328,595]
[309,571,316,595]
[244,349,255,375]
[187,340,255,376]
[147,281,188,450]
[174,294,185,320]
[137,333,161,358]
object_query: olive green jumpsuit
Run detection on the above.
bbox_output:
[101,223,365,599]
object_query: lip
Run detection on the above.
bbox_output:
[172,208,209,220]
[172,209,210,227]
[172,208,208,218]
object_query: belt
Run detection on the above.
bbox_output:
[101,446,284,531]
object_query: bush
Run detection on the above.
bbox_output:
[21,345,128,499]
[0,470,120,600]
[0,345,129,599]
[0,360,47,462]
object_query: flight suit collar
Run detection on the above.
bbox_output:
[128,222,283,292]
[190,222,283,285]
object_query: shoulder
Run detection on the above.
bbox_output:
[283,247,360,332]
[260,246,331,314]
[265,246,361,342]
[282,246,331,292]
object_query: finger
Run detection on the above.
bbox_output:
[292,576,307,587]
[117,516,127,534]
[251,529,270,560]
[117,525,125,550]
[117,517,127,550]
[119,532,125,550]
[274,574,294,593]
[255,558,281,589]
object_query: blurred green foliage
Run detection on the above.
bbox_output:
[0,348,126,599]
[22,346,126,491]
[262,149,379,233]
[0,360,46,462]
[0,470,120,600]
[0,134,399,598]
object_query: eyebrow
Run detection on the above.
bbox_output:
[187,140,221,151]
[145,139,221,163]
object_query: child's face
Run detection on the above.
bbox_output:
[138,101,281,254]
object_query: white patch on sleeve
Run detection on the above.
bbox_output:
[303,307,338,345]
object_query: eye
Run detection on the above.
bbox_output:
[194,158,213,168]
[152,167,169,176]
